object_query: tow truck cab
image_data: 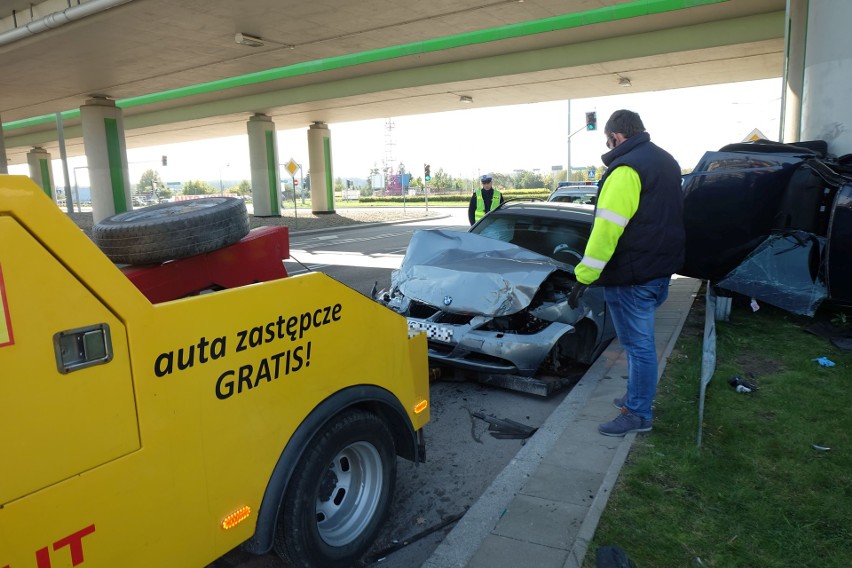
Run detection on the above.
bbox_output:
[0,176,430,568]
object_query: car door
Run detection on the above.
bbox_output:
[0,216,139,506]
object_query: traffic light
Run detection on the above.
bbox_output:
[585,112,597,131]
[161,155,168,166]
[424,163,431,181]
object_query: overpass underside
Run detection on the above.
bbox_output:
[1,0,785,164]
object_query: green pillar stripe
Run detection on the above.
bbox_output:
[104,118,128,213]
[265,129,279,215]
[3,0,730,132]
[39,158,52,197]
[323,137,333,207]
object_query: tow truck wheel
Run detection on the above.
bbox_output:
[92,197,249,264]
[274,409,396,568]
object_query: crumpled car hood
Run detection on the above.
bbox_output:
[390,229,570,316]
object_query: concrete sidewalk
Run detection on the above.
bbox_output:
[423,276,702,568]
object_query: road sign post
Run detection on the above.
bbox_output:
[284,158,302,204]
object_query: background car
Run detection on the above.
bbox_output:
[378,201,615,396]
[547,183,599,204]
[681,139,852,315]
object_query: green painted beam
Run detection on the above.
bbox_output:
[3,0,729,132]
[118,11,784,129]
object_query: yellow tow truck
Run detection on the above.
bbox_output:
[0,176,430,568]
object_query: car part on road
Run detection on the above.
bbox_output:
[92,196,250,264]
[363,509,467,565]
[471,411,538,439]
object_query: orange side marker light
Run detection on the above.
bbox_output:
[222,506,251,530]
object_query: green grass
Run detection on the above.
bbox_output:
[586,292,852,567]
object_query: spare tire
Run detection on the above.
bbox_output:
[92,197,250,265]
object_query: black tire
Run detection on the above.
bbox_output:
[92,197,249,265]
[274,409,397,568]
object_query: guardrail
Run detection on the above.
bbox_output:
[697,281,717,448]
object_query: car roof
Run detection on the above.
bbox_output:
[551,186,597,194]
[546,186,599,202]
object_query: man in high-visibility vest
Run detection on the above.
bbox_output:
[569,109,684,438]
[468,174,504,225]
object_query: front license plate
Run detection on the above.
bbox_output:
[408,320,453,343]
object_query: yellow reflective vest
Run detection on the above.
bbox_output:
[474,188,502,222]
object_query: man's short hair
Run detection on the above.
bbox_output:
[604,110,645,138]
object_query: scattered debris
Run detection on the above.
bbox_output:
[595,544,637,568]
[728,375,758,393]
[812,356,836,367]
[363,510,467,565]
[804,321,852,353]
[471,411,538,439]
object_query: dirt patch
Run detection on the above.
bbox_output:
[681,293,706,337]
[732,353,784,377]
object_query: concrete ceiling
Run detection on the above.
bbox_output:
[0,0,787,165]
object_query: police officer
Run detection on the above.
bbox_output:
[468,174,504,225]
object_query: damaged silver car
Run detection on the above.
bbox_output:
[378,202,615,396]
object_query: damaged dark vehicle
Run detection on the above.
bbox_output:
[377,202,615,396]
[681,140,852,316]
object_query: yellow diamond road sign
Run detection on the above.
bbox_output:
[743,128,768,142]
[285,159,299,177]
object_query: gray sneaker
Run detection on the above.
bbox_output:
[598,410,652,437]
[613,393,627,409]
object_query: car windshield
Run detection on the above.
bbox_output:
[548,192,597,204]
[472,212,590,263]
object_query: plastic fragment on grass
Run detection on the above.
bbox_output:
[811,444,831,451]
[812,356,835,367]
[728,375,758,392]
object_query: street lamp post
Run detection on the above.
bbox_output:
[218,163,230,195]
[72,166,87,213]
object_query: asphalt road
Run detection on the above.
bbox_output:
[208,208,574,568]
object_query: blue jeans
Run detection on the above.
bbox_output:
[603,276,671,421]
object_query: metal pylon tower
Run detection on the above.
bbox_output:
[383,118,397,189]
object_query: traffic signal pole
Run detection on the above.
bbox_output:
[566,104,597,182]
[424,163,431,213]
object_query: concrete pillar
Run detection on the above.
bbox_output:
[26,147,55,200]
[308,122,335,214]
[780,0,807,143]
[785,0,852,155]
[81,96,132,223]
[0,114,8,174]
[247,113,281,217]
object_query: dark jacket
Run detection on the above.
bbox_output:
[596,131,685,286]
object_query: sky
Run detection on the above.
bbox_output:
[12,77,783,187]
